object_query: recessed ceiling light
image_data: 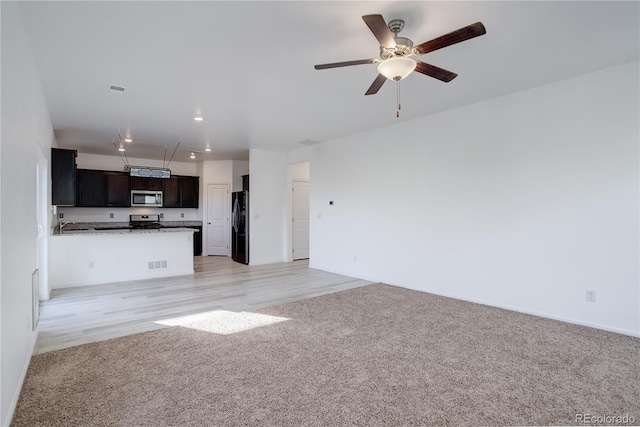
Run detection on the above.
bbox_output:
[194,116,203,122]
[205,147,211,152]
[118,147,125,152]
[190,151,196,159]
[124,138,132,143]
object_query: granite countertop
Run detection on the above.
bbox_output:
[54,221,202,236]
[57,227,195,236]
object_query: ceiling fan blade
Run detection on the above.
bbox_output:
[362,14,396,49]
[365,74,387,95]
[414,61,458,82]
[314,59,377,70]
[414,22,486,55]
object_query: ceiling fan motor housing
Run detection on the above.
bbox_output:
[380,36,414,59]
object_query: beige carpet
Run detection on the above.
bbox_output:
[12,284,640,426]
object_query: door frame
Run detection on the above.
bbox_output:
[203,182,230,256]
[286,161,311,262]
[292,180,310,260]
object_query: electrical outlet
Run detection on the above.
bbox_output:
[109,213,114,218]
[181,213,184,218]
[160,213,164,219]
[59,212,64,219]
[586,290,597,302]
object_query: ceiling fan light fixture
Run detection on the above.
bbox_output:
[377,56,417,81]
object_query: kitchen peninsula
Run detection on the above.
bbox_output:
[50,225,195,288]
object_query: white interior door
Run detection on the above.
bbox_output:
[207,184,229,256]
[292,181,310,260]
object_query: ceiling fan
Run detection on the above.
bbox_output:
[314,15,486,96]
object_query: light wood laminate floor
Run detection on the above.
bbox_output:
[36,256,374,354]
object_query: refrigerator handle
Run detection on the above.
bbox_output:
[232,198,239,232]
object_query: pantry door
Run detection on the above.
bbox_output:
[207,184,229,256]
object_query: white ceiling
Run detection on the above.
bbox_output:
[17,1,639,162]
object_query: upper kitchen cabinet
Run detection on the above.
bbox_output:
[180,176,199,208]
[130,176,163,191]
[51,148,77,206]
[105,172,130,207]
[76,169,130,207]
[76,169,105,207]
[162,176,180,207]
[162,175,199,208]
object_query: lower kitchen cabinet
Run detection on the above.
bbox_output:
[193,226,202,256]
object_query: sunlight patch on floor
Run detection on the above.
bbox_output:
[154,310,289,335]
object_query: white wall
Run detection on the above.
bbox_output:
[310,61,640,337]
[249,149,287,265]
[1,3,56,424]
[77,153,197,175]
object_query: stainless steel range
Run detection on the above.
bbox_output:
[129,214,162,229]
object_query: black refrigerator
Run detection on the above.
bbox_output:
[231,191,249,264]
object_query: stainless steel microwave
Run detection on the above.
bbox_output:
[131,190,163,207]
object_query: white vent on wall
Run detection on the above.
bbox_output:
[297,139,321,146]
[148,260,168,270]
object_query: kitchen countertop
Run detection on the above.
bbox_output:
[57,227,195,236]
[54,221,202,235]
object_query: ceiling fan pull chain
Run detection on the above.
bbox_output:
[396,80,401,118]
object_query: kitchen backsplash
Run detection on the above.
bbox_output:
[56,207,201,224]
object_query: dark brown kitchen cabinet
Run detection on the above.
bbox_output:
[105,172,130,207]
[180,176,199,208]
[130,176,163,191]
[76,169,130,207]
[193,226,202,256]
[162,177,180,207]
[51,148,77,206]
[162,175,199,208]
[76,169,105,207]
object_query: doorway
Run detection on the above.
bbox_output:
[292,180,310,260]
[206,183,229,256]
[36,150,49,301]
